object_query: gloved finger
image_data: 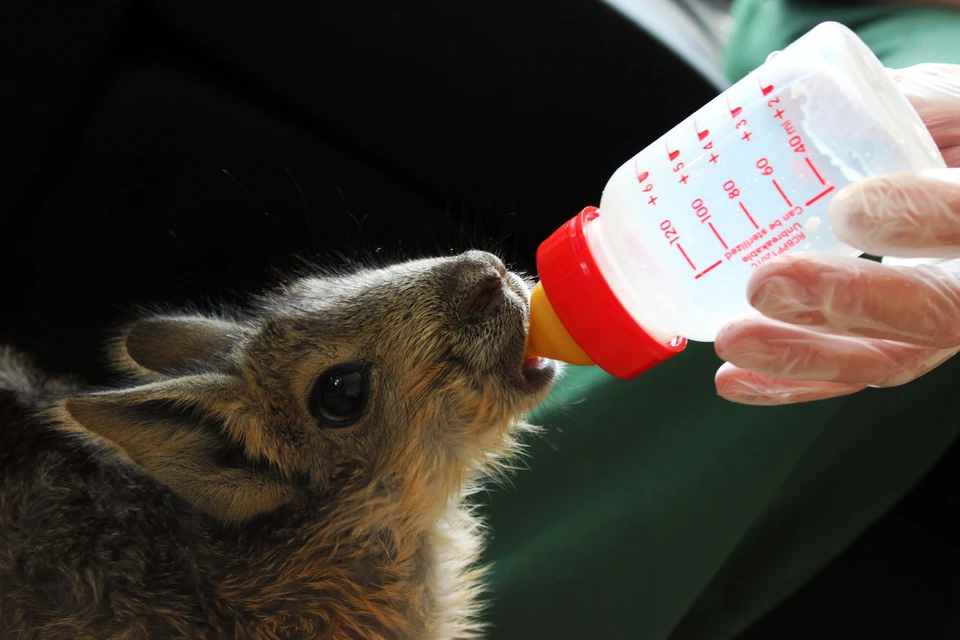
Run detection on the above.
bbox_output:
[889,64,960,153]
[715,315,959,386]
[746,253,960,349]
[828,169,960,258]
[715,362,866,406]
[940,145,960,168]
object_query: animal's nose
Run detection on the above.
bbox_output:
[454,251,507,322]
[459,274,504,321]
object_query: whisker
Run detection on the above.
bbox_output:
[284,167,319,251]
[222,169,296,246]
[335,187,364,241]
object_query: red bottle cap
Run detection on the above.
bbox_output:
[536,206,686,379]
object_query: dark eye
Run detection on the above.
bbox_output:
[308,362,371,427]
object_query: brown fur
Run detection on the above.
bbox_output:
[0,251,557,639]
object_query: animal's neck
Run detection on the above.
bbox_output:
[215,482,484,640]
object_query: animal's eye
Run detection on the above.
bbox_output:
[308,362,371,427]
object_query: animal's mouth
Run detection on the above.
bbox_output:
[518,356,557,393]
[514,272,557,393]
[476,268,557,395]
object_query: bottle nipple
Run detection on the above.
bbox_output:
[523,281,595,366]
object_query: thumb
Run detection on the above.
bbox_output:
[828,168,960,259]
[890,63,960,165]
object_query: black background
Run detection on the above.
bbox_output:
[3,2,959,637]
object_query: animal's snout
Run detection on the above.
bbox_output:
[453,251,508,323]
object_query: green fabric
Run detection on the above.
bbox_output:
[724,1,960,82]
[480,4,960,640]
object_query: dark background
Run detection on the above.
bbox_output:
[1,0,715,383]
[3,2,959,637]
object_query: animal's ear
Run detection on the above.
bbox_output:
[60,373,294,522]
[111,315,245,378]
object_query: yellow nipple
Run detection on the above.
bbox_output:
[523,281,595,366]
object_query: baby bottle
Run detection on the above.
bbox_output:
[524,21,945,380]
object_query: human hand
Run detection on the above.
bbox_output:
[715,63,960,405]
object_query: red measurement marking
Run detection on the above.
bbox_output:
[708,222,728,249]
[666,140,680,162]
[739,201,759,229]
[677,244,696,270]
[805,157,825,185]
[772,179,793,206]
[636,170,649,184]
[695,260,723,280]
[709,153,719,163]
[679,174,689,184]
[648,195,658,206]
[774,108,785,120]
[695,119,710,141]
[741,130,753,141]
[805,185,835,207]
[726,96,743,118]
[758,76,774,96]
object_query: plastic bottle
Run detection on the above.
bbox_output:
[523,21,946,380]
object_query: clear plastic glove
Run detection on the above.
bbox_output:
[715,63,960,406]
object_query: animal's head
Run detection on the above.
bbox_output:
[57,251,557,522]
